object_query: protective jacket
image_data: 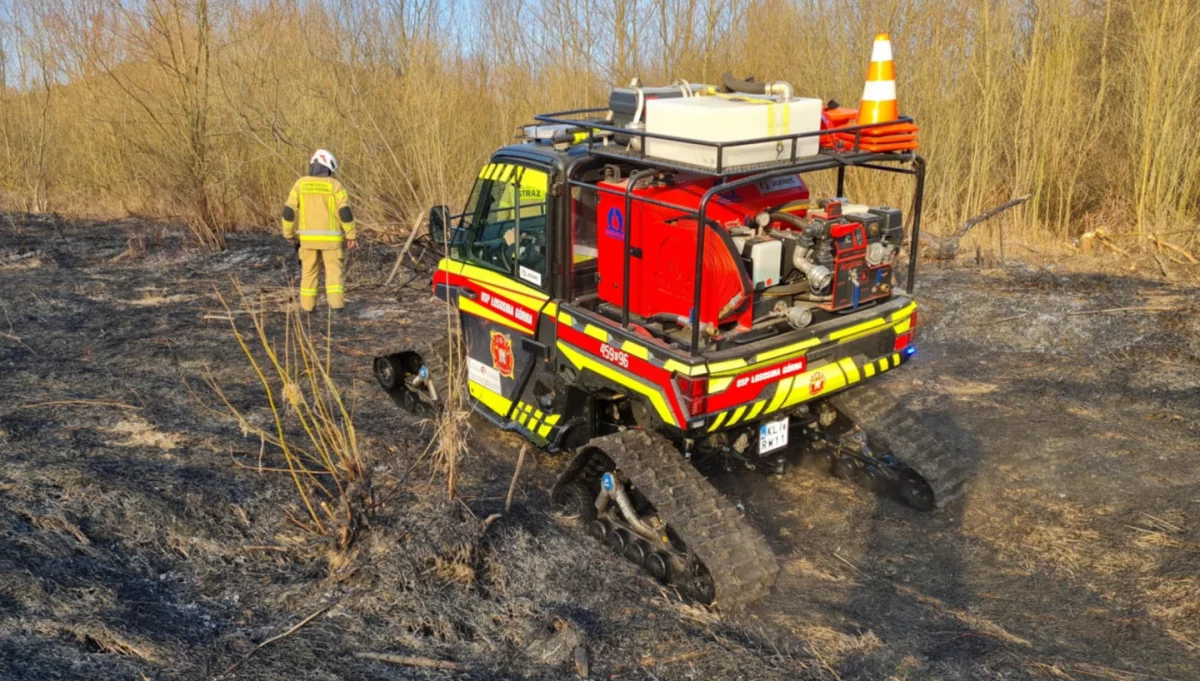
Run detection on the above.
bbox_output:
[281,175,356,251]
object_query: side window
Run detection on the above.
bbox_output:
[514,167,548,288]
[457,163,550,289]
[570,185,599,299]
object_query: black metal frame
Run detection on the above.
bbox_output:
[535,108,917,177]
[536,109,926,356]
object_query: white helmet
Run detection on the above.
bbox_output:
[310,149,338,173]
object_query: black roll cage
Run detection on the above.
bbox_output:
[537,108,926,355]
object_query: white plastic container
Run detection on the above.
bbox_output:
[644,95,823,169]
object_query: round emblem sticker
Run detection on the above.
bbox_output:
[490,331,515,378]
[808,371,825,395]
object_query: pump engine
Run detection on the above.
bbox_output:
[769,200,904,311]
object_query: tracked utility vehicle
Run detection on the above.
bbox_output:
[376,70,964,607]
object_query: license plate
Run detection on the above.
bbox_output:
[759,417,789,454]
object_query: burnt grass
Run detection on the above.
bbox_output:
[1,212,1199,680]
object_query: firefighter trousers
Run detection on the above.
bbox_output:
[298,247,345,311]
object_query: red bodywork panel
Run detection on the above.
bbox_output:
[596,175,808,328]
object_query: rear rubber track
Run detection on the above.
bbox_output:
[589,429,779,609]
[829,379,973,508]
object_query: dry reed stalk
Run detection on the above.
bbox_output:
[431,288,469,500]
[505,445,528,512]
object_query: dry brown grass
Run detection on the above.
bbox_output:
[1,1,1198,253]
[1141,577,1200,651]
[102,415,180,451]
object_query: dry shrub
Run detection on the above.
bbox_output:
[206,279,370,551]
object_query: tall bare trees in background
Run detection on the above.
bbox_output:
[1,0,1198,251]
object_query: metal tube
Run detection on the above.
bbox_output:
[602,475,661,542]
[691,195,713,353]
[907,155,926,295]
[532,110,914,155]
[837,165,846,197]
[851,161,918,174]
[623,169,656,328]
[562,156,591,300]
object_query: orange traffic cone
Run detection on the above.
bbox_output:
[832,32,919,152]
[857,33,899,125]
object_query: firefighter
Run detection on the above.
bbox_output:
[281,149,357,312]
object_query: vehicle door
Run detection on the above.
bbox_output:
[452,161,554,423]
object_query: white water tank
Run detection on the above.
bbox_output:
[644,95,823,169]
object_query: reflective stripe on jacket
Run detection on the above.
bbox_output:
[281,176,356,250]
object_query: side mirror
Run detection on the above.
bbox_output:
[429,205,451,245]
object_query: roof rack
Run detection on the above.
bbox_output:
[538,107,927,356]
[534,108,917,178]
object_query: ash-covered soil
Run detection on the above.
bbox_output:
[1,213,1198,680]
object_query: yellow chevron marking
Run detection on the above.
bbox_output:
[839,357,861,384]
[584,325,608,342]
[707,377,734,394]
[708,411,728,432]
[747,400,766,420]
[727,405,748,426]
[469,380,511,416]
[890,301,918,321]
[767,377,794,413]
[621,341,650,360]
[663,359,706,376]
[708,358,749,374]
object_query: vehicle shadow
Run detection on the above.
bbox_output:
[720,343,1200,679]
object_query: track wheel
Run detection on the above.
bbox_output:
[588,519,611,541]
[607,527,631,554]
[552,430,778,609]
[645,552,672,582]
[624,539,651,566]
[552,483,597,521]
[374,338,455,415]
[373,355,404,392]
[899,470,935,512]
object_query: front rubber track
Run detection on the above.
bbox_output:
[829,380,973,508]
[587,429,779,609]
